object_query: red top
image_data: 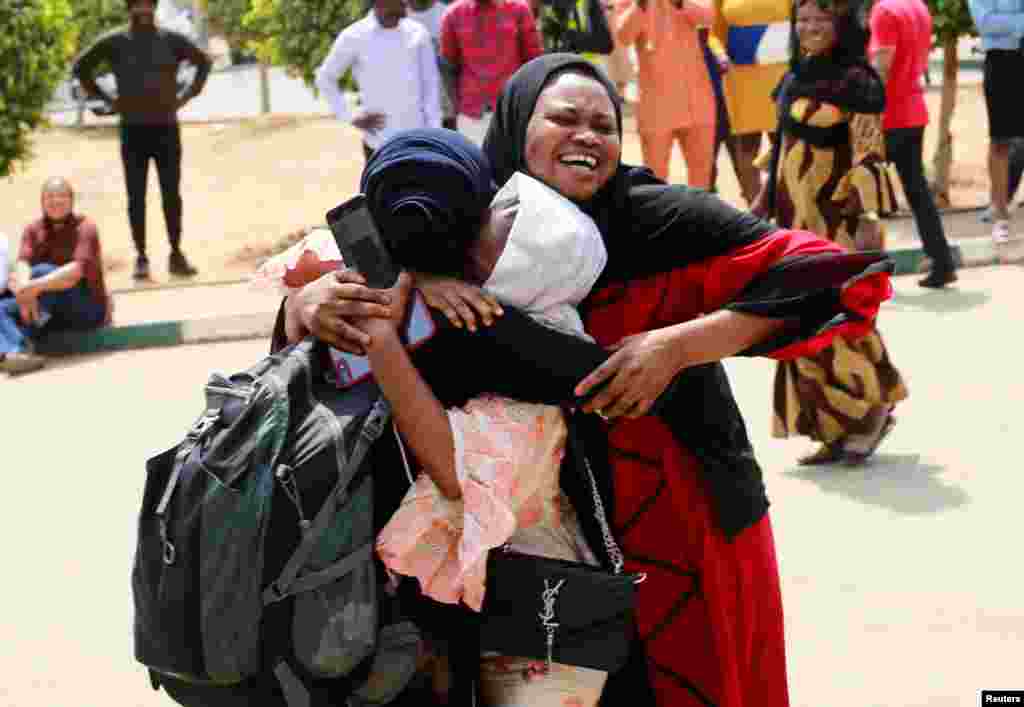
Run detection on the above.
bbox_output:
[440,0,543,118]
[869,0,931,130]
[20,215,111,321]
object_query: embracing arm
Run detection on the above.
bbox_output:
[365,321,461,499]
[272,273,617,407]
[603,183,892,349]
[578,211,894,416]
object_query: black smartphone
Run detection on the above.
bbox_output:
[326,194,399,289]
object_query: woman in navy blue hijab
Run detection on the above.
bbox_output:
[361,128,496,277]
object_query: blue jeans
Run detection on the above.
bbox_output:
[0,263,107,354]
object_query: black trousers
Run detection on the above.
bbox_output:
[120,123,183,256]
[1008,138,1024,201]
[885,126,956,273]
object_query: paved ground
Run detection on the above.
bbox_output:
[1,264,1021,706]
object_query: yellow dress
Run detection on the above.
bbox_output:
[711,0,790,135]
[764,94,909,444]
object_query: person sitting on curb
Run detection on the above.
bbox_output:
[0,178,111,376]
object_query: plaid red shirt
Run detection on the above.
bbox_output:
[440,0,543,118]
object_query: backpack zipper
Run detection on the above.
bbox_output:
[205,383,255,405]
[275,464,311,533]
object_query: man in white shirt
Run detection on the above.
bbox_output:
[315,0,442,161]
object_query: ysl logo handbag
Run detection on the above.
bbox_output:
[478,418,644,674]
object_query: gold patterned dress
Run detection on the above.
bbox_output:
[763,89,909,446]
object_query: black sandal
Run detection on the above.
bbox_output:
[797,442,846,466]
[843,415,896,465]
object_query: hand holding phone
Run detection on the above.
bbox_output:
[326,194,400,289]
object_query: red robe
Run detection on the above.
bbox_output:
[585,230,891,707]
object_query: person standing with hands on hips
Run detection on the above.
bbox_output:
[316,0,443,162]
[73,0,211,281]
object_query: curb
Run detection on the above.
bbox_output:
[36,311,275,356]
[108,277,250,296]
[886,234,1024,275]
[35,236,1024,357]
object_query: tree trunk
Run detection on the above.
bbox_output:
[931,38,959,208]
[259,62,271,114]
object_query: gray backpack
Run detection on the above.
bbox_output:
[132,338,419,705]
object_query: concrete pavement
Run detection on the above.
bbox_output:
[1,266,1020,706]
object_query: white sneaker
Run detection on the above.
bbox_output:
[993,219,1011,244]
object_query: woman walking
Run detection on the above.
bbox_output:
[754,0,908,464]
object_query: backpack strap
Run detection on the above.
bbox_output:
[262,397,391,606]
[266,542,374,602]
[273,660,312,707]
[154,406,222,565]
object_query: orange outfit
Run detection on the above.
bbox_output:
[613,0,717,186]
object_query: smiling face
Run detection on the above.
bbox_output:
[523,71,621,203]
[795,0,838,57]
[41,181,73,222]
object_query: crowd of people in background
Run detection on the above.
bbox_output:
[4,0,1022,395]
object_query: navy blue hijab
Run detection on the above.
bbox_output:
[360,128,496,275]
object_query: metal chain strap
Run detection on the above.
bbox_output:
[580,453,625,576]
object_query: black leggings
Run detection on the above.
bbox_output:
[120,123,183,256]
[885,126,956,272]
[1007,138,1024,201]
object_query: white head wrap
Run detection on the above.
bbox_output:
[483,173,608,341]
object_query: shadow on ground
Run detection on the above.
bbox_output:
[785,453,970,515]
[887,287,991,313]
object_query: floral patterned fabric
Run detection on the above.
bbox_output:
[377,396,598,611]
[376,395,607,705]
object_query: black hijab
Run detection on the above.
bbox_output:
[781,0,885,115]
[482,54,776,285]
[482,54,779,545]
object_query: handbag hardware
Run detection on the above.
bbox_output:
[539,578,566,671]
[578,452,646,585]
[484,416,647,673]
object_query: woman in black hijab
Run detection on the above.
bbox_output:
[752,0,908,467]
[471,53,896,707]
